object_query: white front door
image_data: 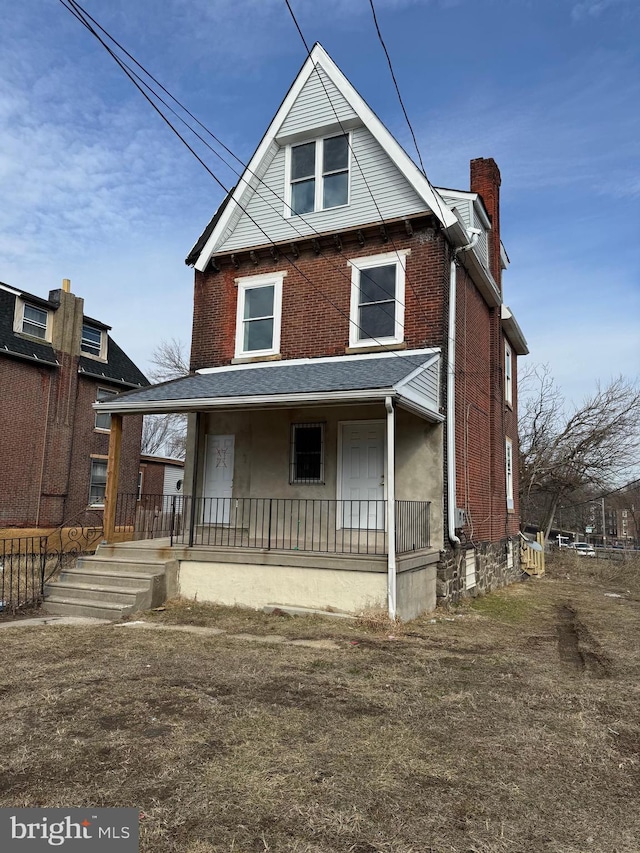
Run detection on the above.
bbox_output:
[340,422,385,529]
[203,435,234,524]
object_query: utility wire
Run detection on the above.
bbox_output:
[62,0,412,328]
[59,0,422,359]
[282,0,452,325]
[367,0,426,176]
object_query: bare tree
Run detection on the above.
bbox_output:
[141,338,190,460]
[519,367,640,540]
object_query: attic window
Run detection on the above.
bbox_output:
[288,134,349,216]
[81,324,105,359]
[21,304,49,340]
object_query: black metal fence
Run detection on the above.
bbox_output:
[0,535,46,615]
[113,494,431,556]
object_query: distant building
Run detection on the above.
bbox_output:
[0,279,148,528]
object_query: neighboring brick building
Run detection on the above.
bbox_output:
[0,279,148,528]
[98,45,528,618]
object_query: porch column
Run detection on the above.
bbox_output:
[103,413,123,542]
[188,413,202,547]
[385,398,396,620]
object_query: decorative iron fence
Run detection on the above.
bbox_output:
[0,508,107,616]
[112,494,431,557]
[0,535,46,614]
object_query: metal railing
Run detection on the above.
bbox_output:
[113,494,431,557]
[0,535,46,614]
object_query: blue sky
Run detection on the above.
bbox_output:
[1,0,638,408]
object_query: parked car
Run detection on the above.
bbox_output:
[570,542,596,557]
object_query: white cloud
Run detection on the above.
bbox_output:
[571,0,634,20]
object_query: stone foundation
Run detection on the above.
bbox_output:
[437,536,521,603]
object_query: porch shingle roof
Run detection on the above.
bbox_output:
[98,350,442,421]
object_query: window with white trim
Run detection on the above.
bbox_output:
[235,272,284,358]
[20,303,49,340]
[505,437,514,511]
[95,388,117,431]
[81,324,106,359]
[288,134,350,216]
[348,251,407,347]
[505,341,513,406]
[89,458,107,506]
[465,548,476,589]
[290,423,324,484]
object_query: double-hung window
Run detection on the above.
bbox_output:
[505,341,513,406]
[21,304,49,339]
[95,388,117,431]
[288,134,349,216]
[290,423,324,484]
[89,458,108,506]
[81,324,105,359]
[348,251,408,347]
[505,437,514,511]
[235,272,285,359]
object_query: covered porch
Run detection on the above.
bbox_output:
[97,350,444,619]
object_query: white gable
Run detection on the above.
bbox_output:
[193,44,462,271]
[278,65,357,140]
[216,126,430,254]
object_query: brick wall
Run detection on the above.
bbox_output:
[191,218,448,370]
[0,359,54,526]
[0,355,142,528]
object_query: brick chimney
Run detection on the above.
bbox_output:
[470,158,502,289]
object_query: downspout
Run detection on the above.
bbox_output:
[447,232,479,546]
[385,396,396,620]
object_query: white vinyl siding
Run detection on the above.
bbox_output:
[279,65,357,138]
[216,126,429,254]
[402,359,440,413]
[163,465,184,495]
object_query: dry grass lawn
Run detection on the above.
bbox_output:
[0,553,639,852]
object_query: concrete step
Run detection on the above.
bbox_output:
[43,581,144,605]
[56,569,162,589]
[95,543,173,562]
[76,557,168,575]
[44,596,134,621]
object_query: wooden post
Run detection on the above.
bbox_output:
[103,414,123,542]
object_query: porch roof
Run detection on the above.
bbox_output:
[96,349,443,422]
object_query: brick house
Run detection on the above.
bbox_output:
[0,278,148,528]
[97,45,528,619]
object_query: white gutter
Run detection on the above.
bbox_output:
[385,396,396,621]
[447,233,479,547]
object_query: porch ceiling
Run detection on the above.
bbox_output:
[95,349,443,422]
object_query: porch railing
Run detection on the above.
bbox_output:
[114,494,430,557]
[0,535,46,614]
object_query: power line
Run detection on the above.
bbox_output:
[62,0,413,330]
[282,0,453,328]
[367,0,426,176]
[59,0,422,359]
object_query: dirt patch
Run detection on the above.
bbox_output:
[0,560,639,852]
[557,604,613,677]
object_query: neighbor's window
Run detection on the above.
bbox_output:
[81,323,105,358]
[505,341,513,406]
[235,272,285,358]
[95,388,117,431]
[348,251,408,347]
[89,459,108,506]
[21,304,49,339]
[289,134,349,216]
[290,423,324,484]
[505,437,514,511]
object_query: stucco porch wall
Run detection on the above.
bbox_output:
[178,559,388,614]
[185,402,444,548]
[174,547,439,619]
